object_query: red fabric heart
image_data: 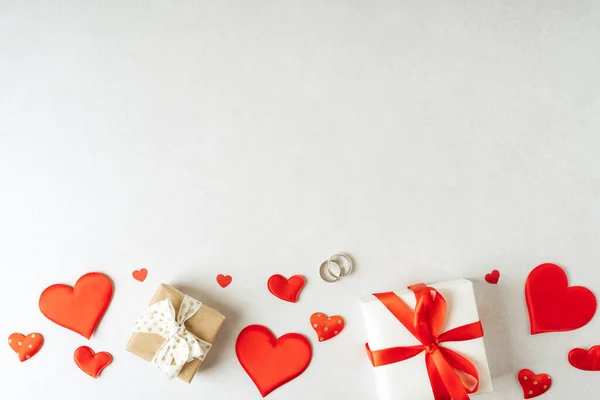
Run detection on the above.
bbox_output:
[217,274,232,288]
[74,346,112,378]
[485,269,500,284]
[569,346,600,371]
[518,369,552,399]
[267,274,305,303]
[132,268,148,282]
[310,313,344,342]
[39,272,113,339]
[236,325,312,397]
[525,263,596,334]
[8,333,43,362]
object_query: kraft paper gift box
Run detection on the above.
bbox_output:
[361,279,493,400]
[126,284,226,383]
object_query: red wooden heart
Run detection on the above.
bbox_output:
[267,274,305,303]
[39,272,113,339]
[236,325,312,397]
[74,346,112,378]
[310,313,344,342]
[485,269,500,284]
[217,274,232,288]
[518,369,552,399]
[525,263,596,334]
[569,346,600,371]
[132,268,148,282]
[8,333,43,362]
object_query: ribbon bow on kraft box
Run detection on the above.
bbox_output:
[361,279,493,400]
[126,284,226,383]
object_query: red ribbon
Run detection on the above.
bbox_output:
[365,284,483,400]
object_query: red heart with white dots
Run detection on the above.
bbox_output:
[518,369,552,399]
[310,313,344,342]
[8,333,43,362]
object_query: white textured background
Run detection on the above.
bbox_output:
[1,1,600,399]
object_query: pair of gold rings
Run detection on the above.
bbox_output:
[319,253,353,283]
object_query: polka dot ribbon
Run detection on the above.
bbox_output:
[133,295,212,379]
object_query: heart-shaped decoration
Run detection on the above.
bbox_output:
[267,274,305,303]
[485,269,500,284]
[39,272,113,339]
[236,325,312,397]
[518,369,552,398]
[132,268,148,282]
[525,263,596,334]
[217,274,232,288]
[74,346,112,378]
[310,313,344,342]
[8,332,43,362]
[569,346,600,371]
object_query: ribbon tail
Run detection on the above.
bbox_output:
[365,343,424,367]
[438,348,480,394]
[425,353,450,400]
[429,350,472,400]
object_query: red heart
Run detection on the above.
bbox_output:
[8,333,43,362]
[216,274,232,288]
[267,274,305,303]
[485,269,500,284]
[39,272,113,339]
[236,325,312,397]
[310,313,345,342]
[74,346,112,378]
[518,369,552,399]
[569,346,600,371]
[525,263,596,334]
[132,268,148,282]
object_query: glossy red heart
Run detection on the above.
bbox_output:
[8,333,43,362]
[236,325,312,397]
[525,263,596,334]
[310,313,344,342]
[39,272,113,339]
[267,274,305,303]
[74,346,112,378]
[217,274,232,288]
[485,269,500,284]
[569,346,600,371]
[132,268,148,282]
[518,369,552,399]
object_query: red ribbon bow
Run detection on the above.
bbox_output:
[365,284,483,400]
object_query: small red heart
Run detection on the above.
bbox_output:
[39,272,113,339]
[310,313,344,342]
[74,346,112,378]
[518,369,552,398]
[485,269,500,284]
[217,274,232,288]
[525,263,597,334]
[8,333,43,362]
[267,274,305,303]
[236,325,312,397]
[132,268,148,282]
[569,346,600,371]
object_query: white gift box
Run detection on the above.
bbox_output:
[361,279,493,400]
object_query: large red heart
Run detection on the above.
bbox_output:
[267,274,305,303]
[525,263,596,334]
[39,272,113,339]
[569,346,600,371]
[236,325,312,397]
[74,346,112,378]
[518,369,552,399]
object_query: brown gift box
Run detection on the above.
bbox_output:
[126,284,226,383]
